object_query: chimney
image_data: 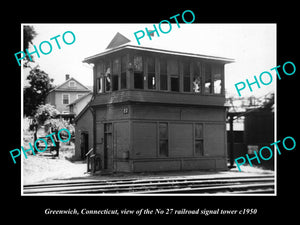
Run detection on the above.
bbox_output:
[65,74,70,81]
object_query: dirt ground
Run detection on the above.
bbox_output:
[22,143,88,185]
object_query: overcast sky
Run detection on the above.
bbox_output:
[22,23,276,97]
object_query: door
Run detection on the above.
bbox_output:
[80,132,89,159]
[104,123,113,170]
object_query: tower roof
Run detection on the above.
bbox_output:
[106,32,131,49]
[84,32,234,64]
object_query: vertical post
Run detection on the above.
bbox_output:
[228,115,235,168]
[93,64,97,95]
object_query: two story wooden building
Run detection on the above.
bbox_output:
[75,33,234,172]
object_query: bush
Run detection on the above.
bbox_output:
[34,104,59,125]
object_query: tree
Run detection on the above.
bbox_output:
[24,66,54,117]
[32,104,75,156]
[23,25,37,67]
[30,104,59,145]
[34,104,59,125]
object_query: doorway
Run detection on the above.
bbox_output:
[80,132,89,159]
[104,123,113,170]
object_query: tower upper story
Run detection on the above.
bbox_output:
[83,32,234,107]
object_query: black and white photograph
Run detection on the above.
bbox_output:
[21,23,276,196]
[3,5,298,220]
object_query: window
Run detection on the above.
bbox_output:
[97,77,103,93]
[105,62,111,92]
[159,123,168,156]
[96,63,104,93]
[104,123,112,133]
[183,61,190,92]
[168,59,179,92]
[147,57,156,89]
[69,81,76,88]
[204,63,212,94]
[134,56,144,89]
[121,55,127,89]
[171,77,179,92]
[193,62,202,93]
[213,65,222,94]
[195,123,204,156]
[62,94,69,105]
[112,58,120,91]
[160,58,168,90]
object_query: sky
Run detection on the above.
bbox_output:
[22,23,276,97]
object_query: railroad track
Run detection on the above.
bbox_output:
[23,175,274,195]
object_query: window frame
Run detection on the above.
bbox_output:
[62,93,70,105]
[204,63,213,94]
[194,123,204,156]
[183,61,191,92]
[147,56,156,90]
[104,61,112,92]
[159,57,168,91]
[212,64,223,95]
[112,58,120,91]
[121,55,127,89]
[158,122,169,157]
[69,81,76,88]
[133,55,144,89]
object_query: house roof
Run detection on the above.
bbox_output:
[83,32,235,64]
[48,77,91,94]
[67,92,92,106]
[74,96,94,123]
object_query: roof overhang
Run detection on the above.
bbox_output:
[83,44,235,64]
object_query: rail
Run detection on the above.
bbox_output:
[23,175,275,195]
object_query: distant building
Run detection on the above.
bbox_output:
[45,75,91,120]
[243,97,274,169]
[68,92,93,116]
[75,32,234,172]
[226,93,274,169]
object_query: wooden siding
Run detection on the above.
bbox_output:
[169,123,193,157]
[91,90,225,107]
[74,108,93,159]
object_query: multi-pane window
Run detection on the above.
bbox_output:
[160,58,168,90]
[112,58,120,91]
[195,123,204,156]
[121,55,127,89]
[96,63,103,93]
[213,65,222,94]
[159,123,168,156]
[134,56,144,89]
[62,94,69,105]
[192,62,202,93]
[69,81,76,88]
[204,63,212,94]
[105,62,111,92]
[147,57,156,89]
[168,59,179,92]
[183,61,190,92]
[97,55,223,95]
[97,77,103,93]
